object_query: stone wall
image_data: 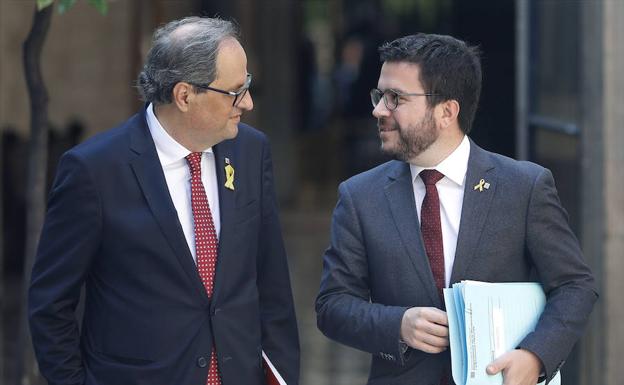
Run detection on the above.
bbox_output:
[0,0,199,140]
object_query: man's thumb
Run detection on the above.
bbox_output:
[486,359,502,375]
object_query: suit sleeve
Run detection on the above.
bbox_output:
[28,151,101,385]
[257,137,300,385]
[518,168,598,383]
[316,182,409,365]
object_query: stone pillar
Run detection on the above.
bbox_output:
[602,2,624,384]
[580,2,624,385]
[240,0,299,203]
[579,1,604,384]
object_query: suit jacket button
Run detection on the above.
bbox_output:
[197,356,208,368]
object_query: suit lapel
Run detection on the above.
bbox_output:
[450,141,497,284]
[210,139,237,305]
[128,111,209,304]
[213,141,236,227]
[384,162,441,307]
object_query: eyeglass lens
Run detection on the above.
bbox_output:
[233,75,252,106]
[370,89,398,110]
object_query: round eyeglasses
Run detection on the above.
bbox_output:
[190,73,252,107]
[370,88,437,111]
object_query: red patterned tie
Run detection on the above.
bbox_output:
[186,152,221,385]
[419,169,446,298]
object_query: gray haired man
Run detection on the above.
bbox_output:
[29,17,300,385]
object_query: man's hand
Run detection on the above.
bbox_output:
[486,349,543,385]
[400,307,449,353]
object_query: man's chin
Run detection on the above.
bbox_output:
[225,123,239,139]
[380,142,398,157]
[380,142,410,162]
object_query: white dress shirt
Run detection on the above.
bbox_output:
[409,135,470,287]
[146,103,221,263]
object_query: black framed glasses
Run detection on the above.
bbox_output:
[191,73,252,107]
[370,88,437,111]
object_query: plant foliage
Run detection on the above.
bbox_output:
[37,0,107,15]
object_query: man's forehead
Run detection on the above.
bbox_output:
[213,38,248,85]
[216,37,244,58]
[378,61,422,88]
[381,61,421,75]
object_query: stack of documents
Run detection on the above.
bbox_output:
[443,281,560,385]
[262,350,287,385]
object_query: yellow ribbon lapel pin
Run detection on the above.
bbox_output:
[224,157,235,191]
[473,178,490,192]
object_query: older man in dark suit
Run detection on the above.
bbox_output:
[29,17,299,385]
[316,33,596,385]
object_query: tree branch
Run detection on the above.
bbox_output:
[18,4,53,385]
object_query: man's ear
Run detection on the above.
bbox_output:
[437,99,460,128]
[171,82,193,112]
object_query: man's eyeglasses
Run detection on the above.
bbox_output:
[190,73,252,107]
[370,88,437,111]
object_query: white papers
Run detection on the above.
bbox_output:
[262,350,288,385]
[443,281,561,385]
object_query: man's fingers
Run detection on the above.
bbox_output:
[407,329,449,349]
[420,320,449,338]
[486,363,500,375]
[486,354,510,375]
[487,349,542,385]
[401,307,450,354]
[411,339,448,354]
[419,307,449,326]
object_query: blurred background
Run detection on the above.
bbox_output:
[1,0,622,384]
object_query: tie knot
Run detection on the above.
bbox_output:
[420,169,444,185]
[185,152,202,175]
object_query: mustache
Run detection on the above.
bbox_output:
[377,118,397,130]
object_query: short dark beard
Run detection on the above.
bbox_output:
[380,109,438,161]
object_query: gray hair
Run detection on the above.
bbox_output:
[137,16,239,104]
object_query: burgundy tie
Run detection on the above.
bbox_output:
[420,169,449,385]
[419,169,446,298]
[186,152,221,385]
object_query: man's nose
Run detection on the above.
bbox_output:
[239,91,253,111]
[372,99,390,119]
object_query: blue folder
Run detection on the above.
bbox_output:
[443,281,561,385]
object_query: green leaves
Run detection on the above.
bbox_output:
[58,0,77,14]
[87,0,108,15]
[36,0,54,11]
[36,0,108,15]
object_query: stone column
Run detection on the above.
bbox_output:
[579,1,604,384]
[580,2,624,385]
[602,2,624,384]
[243,0,299,203]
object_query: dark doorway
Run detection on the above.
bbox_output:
[451,0,516,157]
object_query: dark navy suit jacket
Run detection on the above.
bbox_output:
[316,140,597,385]
[29,108,300,385]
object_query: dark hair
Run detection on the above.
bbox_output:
[378,34,481,134]
[137,17,239,104]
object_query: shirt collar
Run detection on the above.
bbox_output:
[409,135,470,186]
[146,103,213,166]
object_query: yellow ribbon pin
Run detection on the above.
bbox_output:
[473,178,489,192]
[224,158,235,190]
